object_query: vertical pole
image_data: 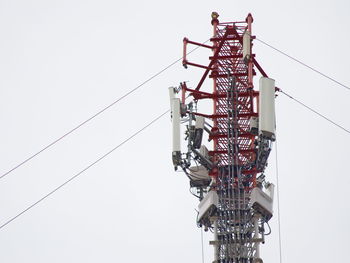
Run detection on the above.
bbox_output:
[246,14,254,90]
[211,12,220,263]
[181,82,186,105]
[211,12,219,157]
[187,103,193,165]
[254,215,260,260]
[246,13,257,187]
[183,38,188,67]
[213,219,219,262]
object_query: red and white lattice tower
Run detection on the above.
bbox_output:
[170,12,276,263]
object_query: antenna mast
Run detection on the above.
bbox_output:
[170,13,276,263]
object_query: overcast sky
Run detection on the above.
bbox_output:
[0,1,349,262]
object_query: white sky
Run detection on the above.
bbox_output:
[0,0,349,262]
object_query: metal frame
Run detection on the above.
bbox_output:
[179,13,274,262]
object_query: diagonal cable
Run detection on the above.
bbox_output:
[0,41,207,180]
[255,38,350,91]
[0,109,169,230]
[280,90,350,134]
[236,27,350,91]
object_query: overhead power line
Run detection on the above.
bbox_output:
[0,42,207,181]
[0,109,169,230]
[280,90,350,134]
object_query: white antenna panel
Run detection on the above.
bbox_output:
[168,87,176,107]
[171,98,181,153]
[243,31,251,60]
[259,77,275,140]
[193,116,205,149]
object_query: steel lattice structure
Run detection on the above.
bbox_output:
[170,12,276,263]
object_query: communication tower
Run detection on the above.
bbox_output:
[169,13,277,263]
